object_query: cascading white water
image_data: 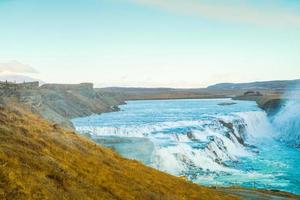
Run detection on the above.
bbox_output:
[271,84,300,147]
[150,111,272,176]
[73,100,273,175]
[236,111,274,140]
[72,99,300,194]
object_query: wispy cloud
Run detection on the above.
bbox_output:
[129,0,300,27]
[0,61,38,74]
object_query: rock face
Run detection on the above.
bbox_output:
[0,82,124,130]
[218,102,237,106]
[257,98,285,115]
[219,120,245,145]
[233,93,285,116]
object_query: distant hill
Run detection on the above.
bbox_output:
[207,79,300,90]
[98,87,230,100]
[98,79,300,100]
[99,87,177,93]
[101,79,300,92]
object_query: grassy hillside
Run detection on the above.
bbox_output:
[0,103,240,200]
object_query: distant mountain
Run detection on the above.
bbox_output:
[100,87,178,94]
[0,74,44,85]
[207,79,300,90]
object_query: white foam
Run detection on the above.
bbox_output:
[235,111,274,140]
[75,120,208,138]
[75,110,272,177]
[151,143,237,175]
[272,100,300,146]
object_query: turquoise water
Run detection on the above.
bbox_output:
[73,99,300,195]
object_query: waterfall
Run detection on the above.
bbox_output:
[271,83,300,147]
[150,111,273,176]
[73,98,300,193]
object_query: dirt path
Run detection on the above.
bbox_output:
[220,188,300,200]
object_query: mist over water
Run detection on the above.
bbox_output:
[73,98,300,194]
[272,84,300,147]
[272,100,300,146]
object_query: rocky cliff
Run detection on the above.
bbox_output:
[234,94,287,116]
[0,83,124,130]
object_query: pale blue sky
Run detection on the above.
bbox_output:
[0,0,300,87]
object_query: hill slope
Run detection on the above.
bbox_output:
[0,103,239,200]
[207,79,300,90]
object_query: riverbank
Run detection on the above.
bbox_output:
[219,187,300,200]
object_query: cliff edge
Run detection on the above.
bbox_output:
[0,82,124,130]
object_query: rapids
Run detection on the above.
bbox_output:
[73,99,300,194]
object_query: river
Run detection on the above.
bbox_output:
[72,98,300,195]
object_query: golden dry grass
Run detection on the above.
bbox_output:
[0,104,240,200]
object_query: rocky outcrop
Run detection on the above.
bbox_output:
[218,102,237,106]
[219,120,245,145]
[256,98,285,115]
[0,82,124,130]
[233,93,285,115]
